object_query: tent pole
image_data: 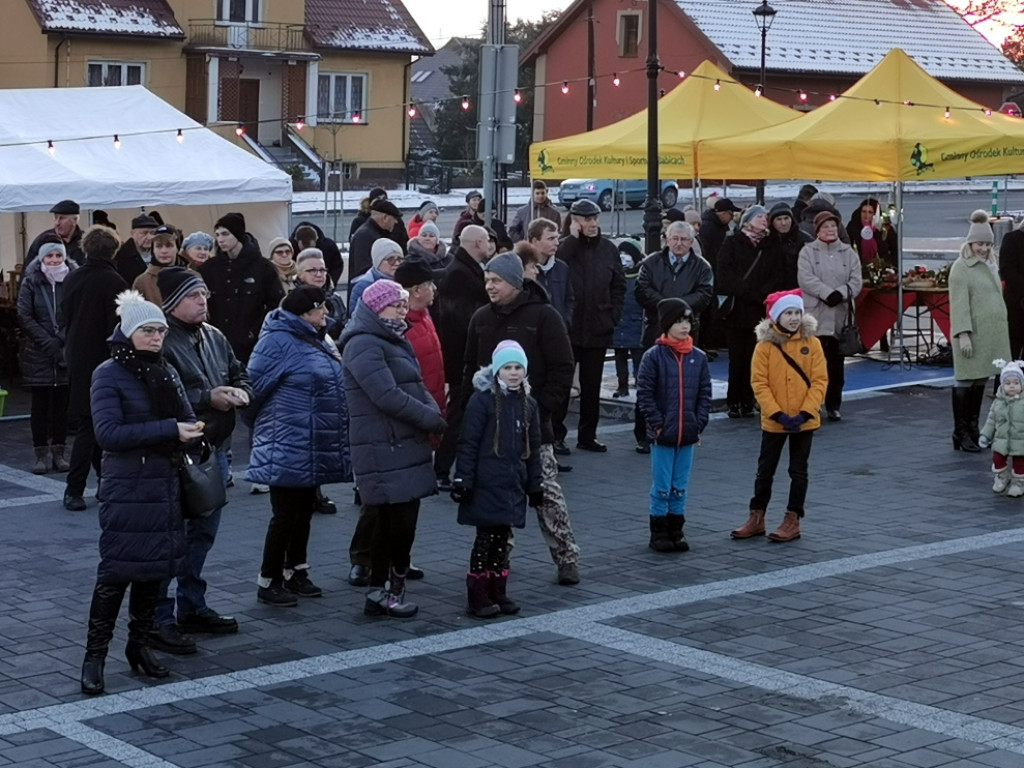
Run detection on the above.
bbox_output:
[895,180,909,369]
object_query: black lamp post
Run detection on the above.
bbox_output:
[642,0,661,254]
[752,0,776,205]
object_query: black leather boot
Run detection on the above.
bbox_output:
[968,383,987,445]
[666,514,689,552]
[81,581,125,695]
[951,388,980,452]
[125,581,169,679]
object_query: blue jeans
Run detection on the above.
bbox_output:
[156,448,229,626]
[649,444,695,517]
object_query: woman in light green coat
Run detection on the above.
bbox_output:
[949,210,1011,452]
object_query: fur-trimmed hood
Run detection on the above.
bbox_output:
[754,314,818,344]
[472,364,531,395]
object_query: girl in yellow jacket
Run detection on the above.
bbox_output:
[731,289,827,543]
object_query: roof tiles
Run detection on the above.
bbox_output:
[305,0,433,55]
[25,0,183,37]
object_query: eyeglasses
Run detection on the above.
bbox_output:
[384,256,405,264]
[302,267,328,275]
[387,301,410,311]
[667,236,693,243]
[137,326,168,337]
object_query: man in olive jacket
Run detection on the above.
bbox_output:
[555,199,625,452]
[461,252,581,585]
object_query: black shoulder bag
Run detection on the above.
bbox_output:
[179,441,226,520]
[717,248,763,321]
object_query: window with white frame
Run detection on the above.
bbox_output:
[87,61,145,87]
[317,73,367,123]
[617,12,641,58]
[216,0,261,23]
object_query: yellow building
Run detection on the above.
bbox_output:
[0,0,434,182]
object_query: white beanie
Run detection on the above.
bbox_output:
[997,359,1024,386]
[115,289,166,337]
[371,238,403,270]
[966,210,994,244]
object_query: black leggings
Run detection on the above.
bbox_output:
[31,386,69,447]
[369,500,420,587]
[470,525,512,573]
[260,486,317,581]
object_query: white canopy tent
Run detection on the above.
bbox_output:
[0,85,292,271]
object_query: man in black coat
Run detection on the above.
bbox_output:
[199,212,284,365]
[349,200,402,299]
[433,224,492,489]
[25,199,85,267]
[462,252,581,585]
[113,214,158,286]
[634,221,714,452]
[151,267,251,654]
[555,199,626,452]
[1001,224,1024,359]
[291,221,344,286]
[60,225,128,511]
[764,202,813,291]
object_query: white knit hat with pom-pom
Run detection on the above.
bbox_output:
[966,209,994,244]
[115,289,166,337]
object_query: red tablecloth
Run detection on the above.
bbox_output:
[856,287,917,350]
[917,290,950,339]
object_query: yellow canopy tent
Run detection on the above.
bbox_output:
[697,48,1024,181]
[528,60,800,179]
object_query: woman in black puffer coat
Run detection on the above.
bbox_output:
[80,290,203,696]
[17,242,76,473]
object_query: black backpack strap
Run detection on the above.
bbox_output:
[774,344,811,389]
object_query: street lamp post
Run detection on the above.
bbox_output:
[642,0,661,254]
[752,0,776,205]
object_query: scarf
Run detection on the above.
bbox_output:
[743,227,767,247]
[656,335,694,356]
[274,260,297,286]
[109,342,182,423]
[380,317,408,337]
[41,262,69,285]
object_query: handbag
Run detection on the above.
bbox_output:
[717,246,763,322]
[836,300,864,357]
[179,442,226,520]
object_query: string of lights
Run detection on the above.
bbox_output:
[8,62,1012,154]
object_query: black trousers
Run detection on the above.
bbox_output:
[66,417,101,496]
[433,390,463,479]
[725,326,757,410]
[470,525,512,573]
[614,348,642,389]
[750,430,814,516]
[572,345,607,443]
[819,335,845,412]
[369,500,420,588]
[349,504,374,568]
[260,486,317,581]
[31,386,69,447]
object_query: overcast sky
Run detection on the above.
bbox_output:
[404,0,572,47]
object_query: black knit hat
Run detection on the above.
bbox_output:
[158,266,206,312]
[394,259,434,289]
[214,212,246,243]
[281,285,327,316]
[657,297,693,335]
[768,201,793,222]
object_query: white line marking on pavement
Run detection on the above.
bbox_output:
[0,494,63,509]
[0,465,67,494]
[8,527,1024,763]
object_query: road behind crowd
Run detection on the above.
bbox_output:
[2,382,1024,767]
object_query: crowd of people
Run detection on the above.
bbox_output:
[13,182,1016,698]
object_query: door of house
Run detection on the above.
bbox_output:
[239,78,260,142]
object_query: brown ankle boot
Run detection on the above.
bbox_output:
[731,509,766,539]
[768,510,801,542]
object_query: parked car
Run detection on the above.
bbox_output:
[558,179,679,211]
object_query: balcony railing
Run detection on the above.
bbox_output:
[187,20,308,52]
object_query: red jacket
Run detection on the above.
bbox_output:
[406,308,447,418]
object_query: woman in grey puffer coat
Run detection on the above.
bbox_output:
[339,280,447,620]
[17,241,77,473]
[797,211,862,422]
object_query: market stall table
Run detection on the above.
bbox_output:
[856,287,917,350]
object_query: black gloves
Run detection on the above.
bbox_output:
[450,480,473,505]
[528,490,545,508]
[824,290,843,307]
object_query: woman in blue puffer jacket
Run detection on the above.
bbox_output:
[81,290,203,696]
[636,298,711,554]
[246,286,351,608]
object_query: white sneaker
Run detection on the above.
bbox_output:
[250,483,270,495]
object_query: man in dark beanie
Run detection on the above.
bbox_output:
[764,201,812,290]
[60,225,127,510]
[460,241,580,585]
[200,212,283,364]
[151,266,250,652]
[113,213,158,285]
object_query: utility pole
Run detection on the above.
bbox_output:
[478,0,517,227]
[643,0,661,254]
[587,0,595,131]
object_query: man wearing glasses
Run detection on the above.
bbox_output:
[634,221,714,452]
[349,238,405,307]
[151,267,252,653]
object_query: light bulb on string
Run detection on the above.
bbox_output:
[513,88,522,103]
[874,99,881,107]
[799,90,808,102]
[407,104,417,118]
[235,123,245,136]
[295,119,304,131]
[561,81,569,94]
[677,70,686,79]
[176,128,184,144]
[754,85,762,98]
[612,73,620,87]
[713,79,721,92]
[904,99,911,106]
[47,140,54,156]
[352,113,362,123]
[461,95,470,110]
[944,106,951,119]
[659,89,666,97]
[985,108,993,117]
[829,94,837,102]
[113,134,121,149]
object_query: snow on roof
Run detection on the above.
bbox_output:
[25,0,183,38]
[677,0,1024,84]
[305,0,433,55]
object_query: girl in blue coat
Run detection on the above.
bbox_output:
[82,290,203,696]
[453,340,543,619]
[636,298,712,553]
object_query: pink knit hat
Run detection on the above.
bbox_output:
[362,279,409,314]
